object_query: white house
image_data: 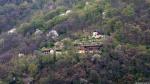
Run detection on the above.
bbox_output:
[59,10,72,16]
[92,31,104,39]
[8,28,16,34]
[66,10,72,14]
[50,49,55,54]
[18,53,25,58]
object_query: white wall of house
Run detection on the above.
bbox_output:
[8,28,16,34]
[59,10,72,16]
[92,32,104,39]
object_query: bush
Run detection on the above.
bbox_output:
[89,70,100,84]
[46,15,68,28]
[122,4,135,17]
[28,63,38,76]
[44,7,66,21]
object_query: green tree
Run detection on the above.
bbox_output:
[122,4,135,17]
[28,63,38,76]
[89,70,100,84]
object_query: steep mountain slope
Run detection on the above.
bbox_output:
[0,0,150,84]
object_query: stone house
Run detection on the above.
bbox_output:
[41,47,54,55]
[76,44,103,54]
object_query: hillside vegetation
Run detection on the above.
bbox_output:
[0,0,150,84]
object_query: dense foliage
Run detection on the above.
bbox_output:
[0,0,150,84]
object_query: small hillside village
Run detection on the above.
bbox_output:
[0,28,107,68]
[4,0,108,59]
[0,0,150,83]
[6,26,106,59]
[13,29,106,59]
[40,30,106,56]
[1,0,110,67]
[14,29,106,59]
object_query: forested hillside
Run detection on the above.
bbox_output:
[0,0,150,84]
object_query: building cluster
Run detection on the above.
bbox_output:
[41,41,64,55]
[76,44,103,54]
[41,31,105,55]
